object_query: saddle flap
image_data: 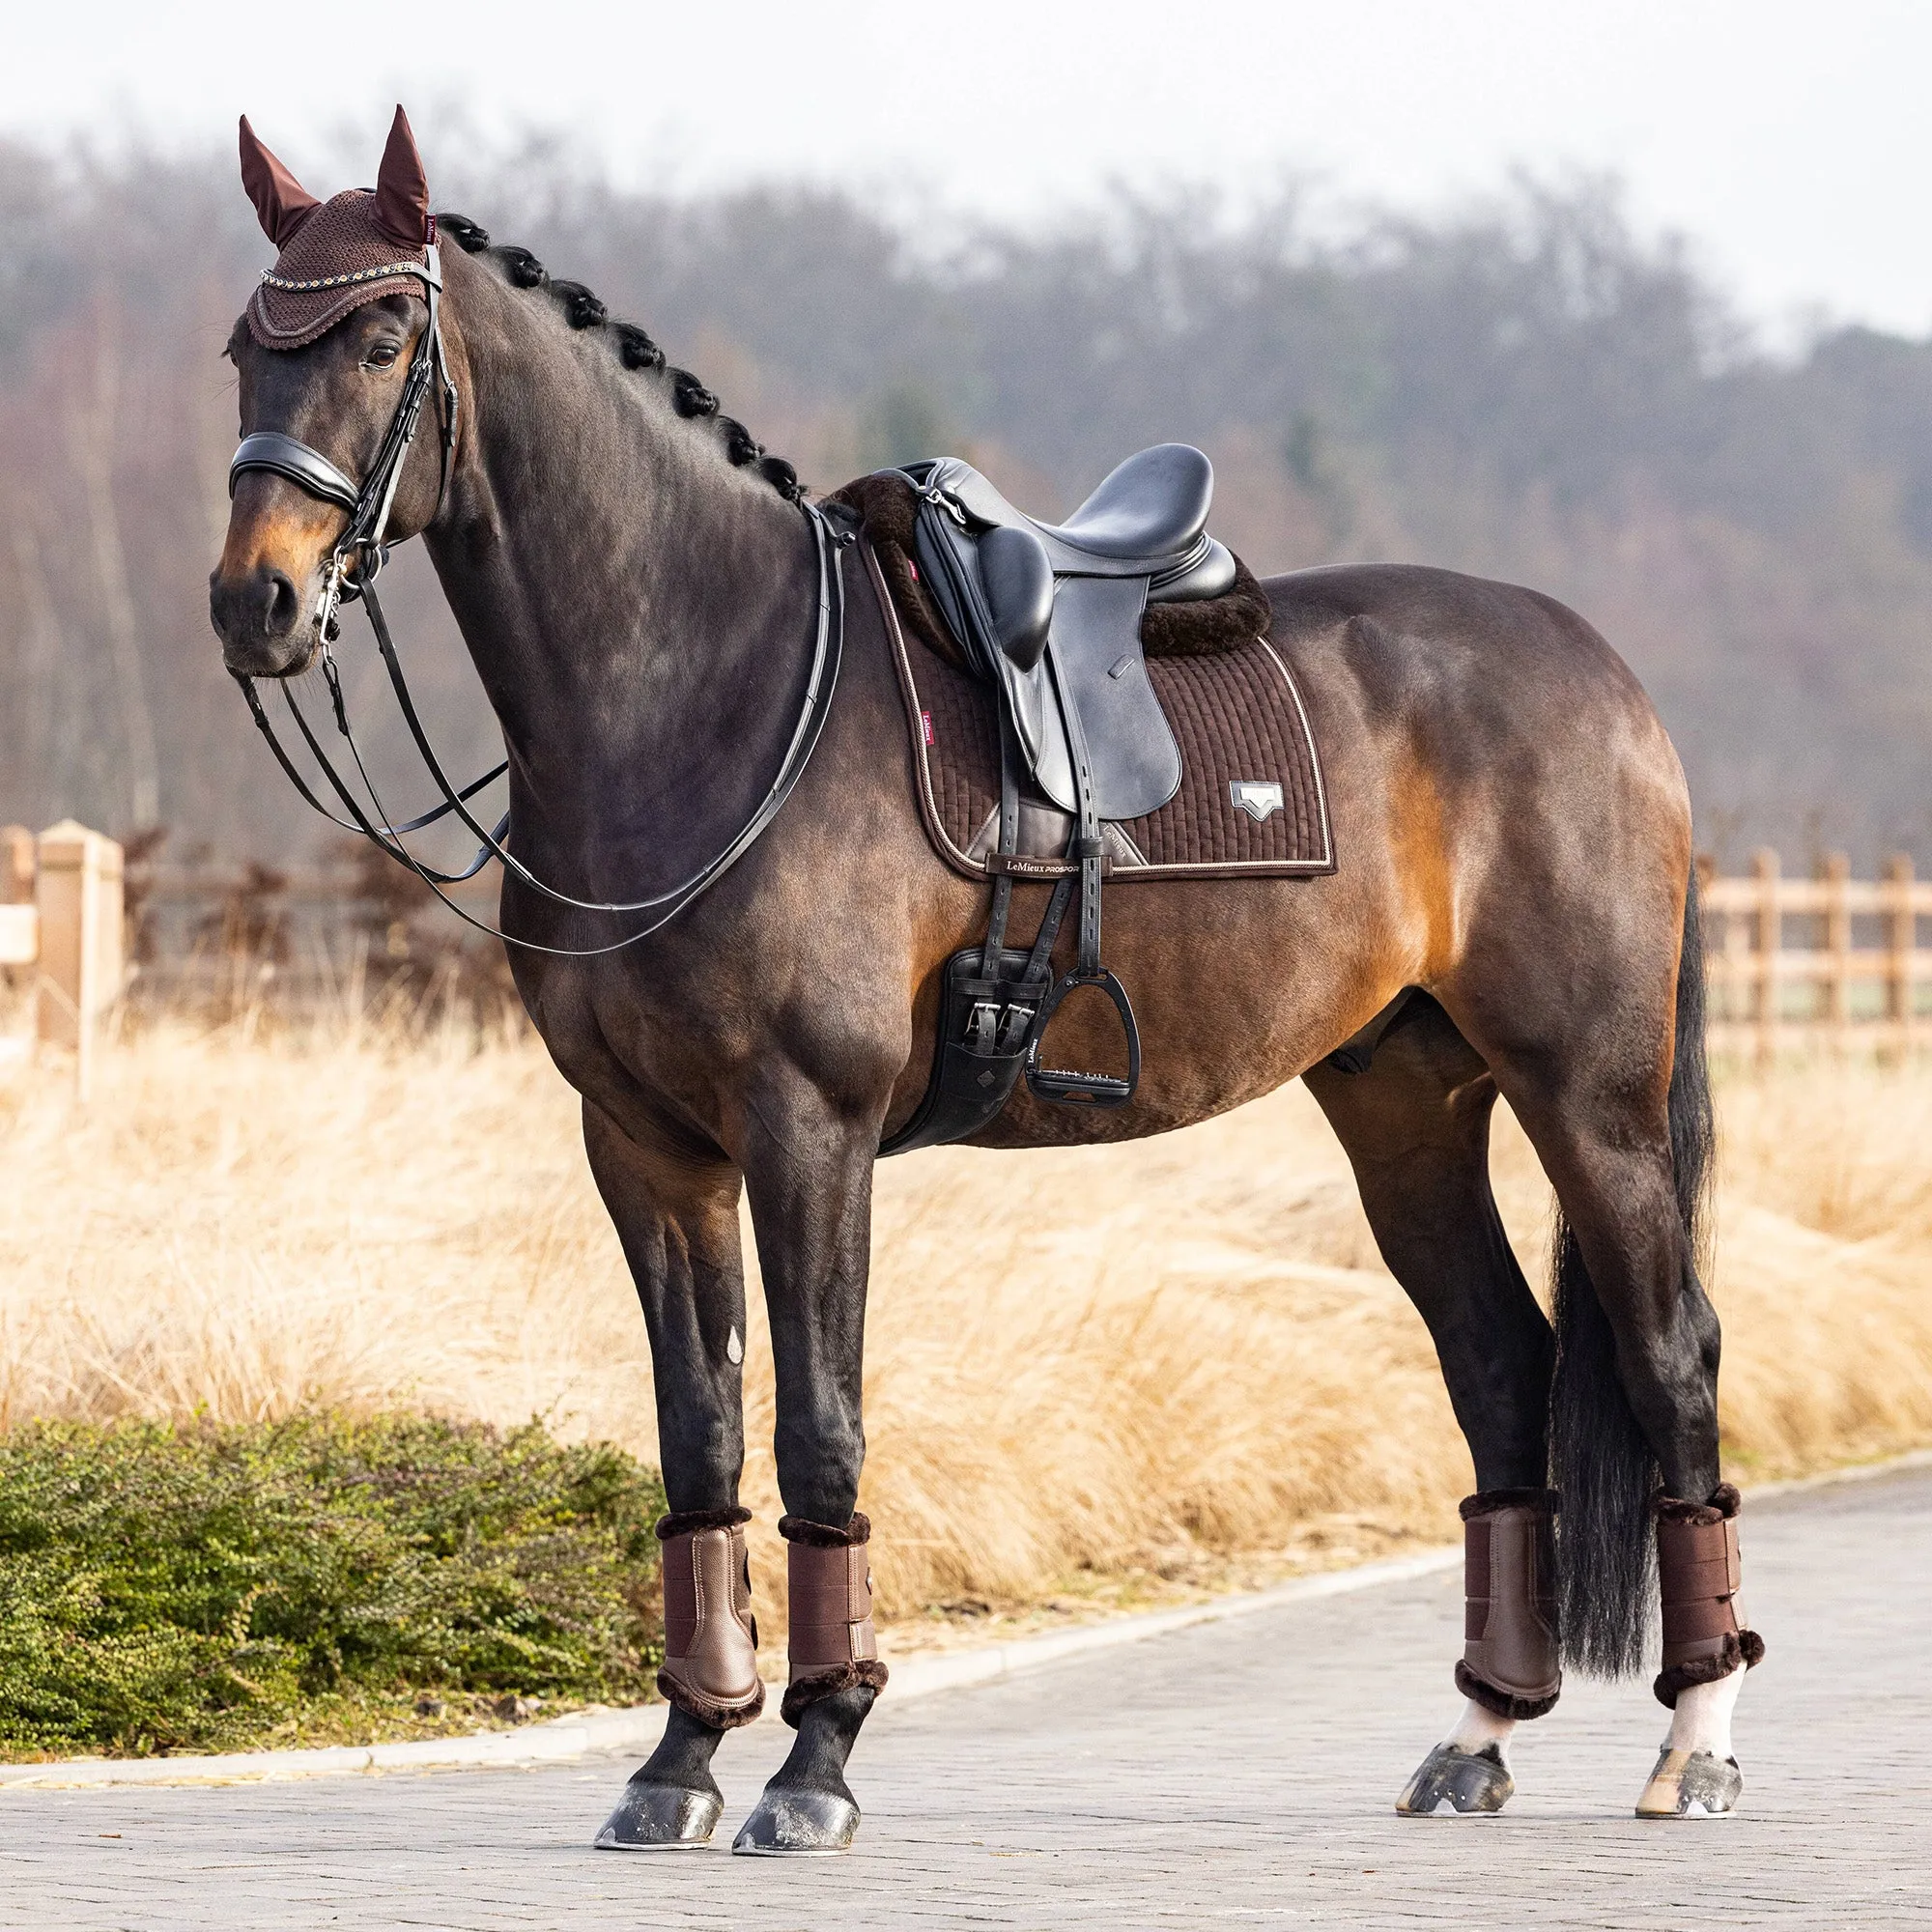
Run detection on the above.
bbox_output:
[1044,577,1182,821]
[993,656,1074,808]
[903,463,1182,822]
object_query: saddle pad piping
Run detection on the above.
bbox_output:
[1250,634,1336,872]
[871,541,977,881]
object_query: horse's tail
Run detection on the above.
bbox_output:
[1548,867,1714,1676]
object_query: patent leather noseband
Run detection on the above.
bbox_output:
[228,431,359,514]
[225,243,846,957]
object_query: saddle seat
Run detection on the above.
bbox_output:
[907,444,1237,609]
[1035,441,1215,561]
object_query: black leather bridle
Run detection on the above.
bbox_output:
[228,242,845,956]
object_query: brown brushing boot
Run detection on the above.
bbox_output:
[1636,1483,1765,1819]
[733,1512,890,1855]
[1398,1489,1559,1816]
[597,1506,763,1850]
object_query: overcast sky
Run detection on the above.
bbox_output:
[7,0,1927,339]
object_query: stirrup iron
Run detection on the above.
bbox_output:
[1024,967,1140,1107]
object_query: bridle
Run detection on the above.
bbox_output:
[227,241,846,957]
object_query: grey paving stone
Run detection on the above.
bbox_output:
[2,1471,1930,1928]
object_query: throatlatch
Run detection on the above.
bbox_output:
[1653,1483,1765,1708]
[1456,1489,1562,1719]
[778,1513,889,1726]
[655,1507,765,1730]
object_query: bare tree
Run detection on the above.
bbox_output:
[73,297,159,830]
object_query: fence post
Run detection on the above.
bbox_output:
[1,827,33,905]
[1884,852,1916,1047]
[1751,848,1780,1065]
[35,821,125,1100]
[1824,851,1851,1035]
[0,827,37,992]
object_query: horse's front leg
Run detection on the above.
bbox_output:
[581,1100,763,1853]
[728,1074,886,1856]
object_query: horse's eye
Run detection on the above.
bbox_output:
[364,342,402,370]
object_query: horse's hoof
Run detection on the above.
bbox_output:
[731,1787,861,1856]
[593,1780,723,1850]
[1635,1747,1743,1819]
[1395,1741,1515,1815]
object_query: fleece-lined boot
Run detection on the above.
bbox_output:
[1455,1488,1562,1719]
[1653,1483,1765,1708]
[778,1512,890,1726]
[655,1507,764,1729]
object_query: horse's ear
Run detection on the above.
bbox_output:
[373,105,431,248]
[238,115,320,247]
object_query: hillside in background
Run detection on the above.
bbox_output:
[3,138,1931,868]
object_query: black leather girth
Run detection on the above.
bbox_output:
[877,715,1070,1156]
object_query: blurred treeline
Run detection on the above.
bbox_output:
[5,137,1932,867]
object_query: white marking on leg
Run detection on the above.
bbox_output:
[1445,1697,1517,1764]
[1666,1661,1745,1759]
[726,1326,744,1366]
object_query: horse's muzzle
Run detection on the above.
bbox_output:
[210,562,318,677]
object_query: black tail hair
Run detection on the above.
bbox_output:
[1548,869,1715,1676]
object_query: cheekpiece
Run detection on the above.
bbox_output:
[248,191,432,351]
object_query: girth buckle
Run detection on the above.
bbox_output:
[994,1001,1037,1054]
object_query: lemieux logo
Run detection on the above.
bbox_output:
[1229,781,1285,823]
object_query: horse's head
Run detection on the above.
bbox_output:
[210,107,453,678]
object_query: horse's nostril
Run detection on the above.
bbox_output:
[263,570,299,637]
[211,565,307,663]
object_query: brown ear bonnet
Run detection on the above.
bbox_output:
[241,105,436,351]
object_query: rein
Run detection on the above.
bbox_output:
[228,244,847,956]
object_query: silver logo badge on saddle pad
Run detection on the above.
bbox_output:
[1230,781,1285,823]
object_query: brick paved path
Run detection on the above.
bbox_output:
[5,1470,1929,1930]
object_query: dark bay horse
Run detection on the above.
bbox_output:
[209,113,1759,1851]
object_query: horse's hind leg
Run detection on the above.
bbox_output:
[580,1101,759,1853]
[1304,995,1558,1816]
[1461,873,1759,1817]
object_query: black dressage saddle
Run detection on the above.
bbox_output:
[903,445,1235,820]
[874,443,1237,1153]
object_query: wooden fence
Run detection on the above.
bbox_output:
[0,822,126,1096]
[4,832,1929,1076]
[116,844,1932,1054]
[1699,851,1932,1054]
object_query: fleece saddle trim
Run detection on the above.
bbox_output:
[867,544,1335,883]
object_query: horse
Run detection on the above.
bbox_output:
[209,110,1760,1853]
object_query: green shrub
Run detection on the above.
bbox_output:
[0,1414,666,1758]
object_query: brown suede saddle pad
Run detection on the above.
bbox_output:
[862,544,1335,882]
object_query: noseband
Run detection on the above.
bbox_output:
[226,244,846,956]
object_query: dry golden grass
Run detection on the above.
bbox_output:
[2,1014,1929,1639]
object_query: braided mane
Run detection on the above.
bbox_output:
[436,212,805,504]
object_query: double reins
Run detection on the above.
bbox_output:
[228,242,846,956]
